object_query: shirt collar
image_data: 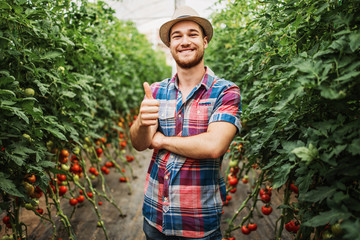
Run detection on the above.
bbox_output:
[169,66,216,91]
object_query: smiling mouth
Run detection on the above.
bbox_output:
[179,49,194,53]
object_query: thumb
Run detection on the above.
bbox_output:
[143,82,153,99]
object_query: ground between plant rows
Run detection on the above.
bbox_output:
[2,149,293,240]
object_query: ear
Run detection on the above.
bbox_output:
[203,36,208,49]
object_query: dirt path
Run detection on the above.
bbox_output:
[2,149,292,240]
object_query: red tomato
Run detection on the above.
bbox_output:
[226,195,232,201]
[71,164,80,173]
[58,186,67,196]
[229,188,237,193]
[36,208,44,215]
[248,223,257,231]
[241,225,251,235]
[261,205,273,215]
[3,216,10,224]
[27,174,36,183]
[89,167,96,174]
[57,174,66,182]
[87,192,93,198]
[229,178,238,186]
[69,198,78,206]
[98,201,103,206]
[242,177,249,184]
[60,149,69,158]
[290,184,299,194]
[261,193,271,203]
[77,195,85,203]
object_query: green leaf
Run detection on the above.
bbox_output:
[41,51,62,60]
[292,143,319,164]
[303,209,352,227]
[0,177,24,197]
[348,138,360,155]
[44,127,67,141]
[272,163,293,189]
[0,89,16,97]
[299,186,336,203]
[349,31,360,52]
[62,91,76,98]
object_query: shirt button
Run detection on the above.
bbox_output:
[165,175,168,180]
[164,197,168,202]
[197,110,200,114]
[178,114,181,118]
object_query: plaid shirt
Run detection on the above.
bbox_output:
[143,67,242,238]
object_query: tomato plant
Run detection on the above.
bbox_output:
[0,0,170,239]
[208,0,360,239]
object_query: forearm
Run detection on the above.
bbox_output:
[161,133,225,159]
[152,122,237,159]
[130,118,157,151]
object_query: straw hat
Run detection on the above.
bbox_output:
[159,6,213,47]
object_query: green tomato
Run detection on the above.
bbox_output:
[322,230,334,239]
[61,164,70,171]
[24,88,35,97]
[73,174,79,182]
[229,160,238,168]
[73,147,80,155]
[97,220,103,227]
[331,223,343,236]
[22,133,32,141]
[25,203,35,210]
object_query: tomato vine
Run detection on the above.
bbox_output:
[0,0,170,239]
[207,0,360,239]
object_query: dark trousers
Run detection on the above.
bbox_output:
[143,218,223,240]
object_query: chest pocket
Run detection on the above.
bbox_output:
[158,103,176,137]
[192,100,215,134]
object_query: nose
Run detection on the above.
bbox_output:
[180,35,191,46]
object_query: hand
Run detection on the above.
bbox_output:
[139,82,159,127]
[150,131,165,150]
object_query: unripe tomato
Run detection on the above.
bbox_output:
[228,160,238,168]
[61,164,70,171]
[261,205,273,215]
[24,88,35,97]
[241,225,251,235]
[331,223,343,236]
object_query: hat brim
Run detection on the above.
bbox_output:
[159,16,213,47]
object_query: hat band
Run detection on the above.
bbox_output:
[176,15,191,19]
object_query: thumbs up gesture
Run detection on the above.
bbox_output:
[139,82,159,126]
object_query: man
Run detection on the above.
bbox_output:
[130,6,242,240]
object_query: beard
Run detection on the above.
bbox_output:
[171,48,204,69]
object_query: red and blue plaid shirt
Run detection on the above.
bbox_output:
[143,67,242,238]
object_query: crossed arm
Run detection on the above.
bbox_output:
[129,82,238,159]
[130,119,237,159]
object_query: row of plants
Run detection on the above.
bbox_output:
[0,0,171,239]
[207,0,360,239]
